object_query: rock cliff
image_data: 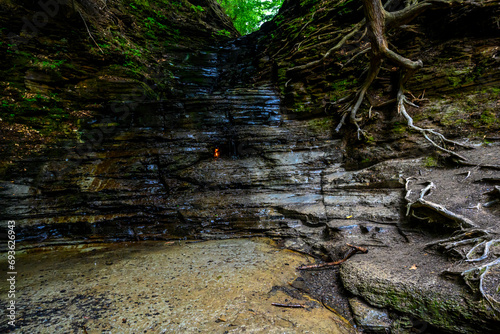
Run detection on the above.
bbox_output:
[1,0,500,332]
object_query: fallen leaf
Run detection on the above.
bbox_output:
[409,264,418,270]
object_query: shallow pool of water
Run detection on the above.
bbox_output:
[1,238,355,333]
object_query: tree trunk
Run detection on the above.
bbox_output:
[362,0,387,59]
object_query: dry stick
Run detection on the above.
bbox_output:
[346,243,368,253]
[297,244,368,270]
[271,303,305,308]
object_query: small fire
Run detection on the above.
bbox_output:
[214,148,220,158]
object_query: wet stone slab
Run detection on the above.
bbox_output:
[0,238,355,334]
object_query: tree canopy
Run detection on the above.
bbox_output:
[218,0,284,35]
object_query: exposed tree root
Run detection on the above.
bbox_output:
[288,22,364,73]
[295,24,337,52]
[483,186,500,207]
[462,257,500,313]
[397,91,469,161]
[326,0,477,160]
[271,12,318,59]
[405,178,500,312]
[425,229,490,251]
[341,47,371,68]
[466,239,500,262]
[78,10,103,54]
[405,180,477,228]
[423,229,500,313]
[410,199,477,228]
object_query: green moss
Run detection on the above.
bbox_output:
[365,135,375,145]
[447,75,461,87]
[329,77,357,102]
[424,156,438,167]
[307,117,333,132]
[392,122,407,135]
[32,58,65,71]
[480,110,496,124]
[483,86,500,95]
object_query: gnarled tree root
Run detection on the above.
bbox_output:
[405,180,477,229]
[425,230,500,313]
[462,257,500,313]
[330,0,476,160]
[409,199,477,228]
[410,180,500,313]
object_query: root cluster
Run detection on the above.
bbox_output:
[405,178,500,313]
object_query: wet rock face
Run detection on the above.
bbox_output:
[0,41,331,243]
[2,33,407,247]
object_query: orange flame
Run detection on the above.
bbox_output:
[214,148,220,158]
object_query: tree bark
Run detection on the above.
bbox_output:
[362,0,387,59]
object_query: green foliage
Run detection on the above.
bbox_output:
[218,0,284,35]
[215,29,232,37]
[190,5,205,13]
[33,58,65,71]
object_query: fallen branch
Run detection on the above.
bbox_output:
[271,303,305,308]
[297,244,368,270]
